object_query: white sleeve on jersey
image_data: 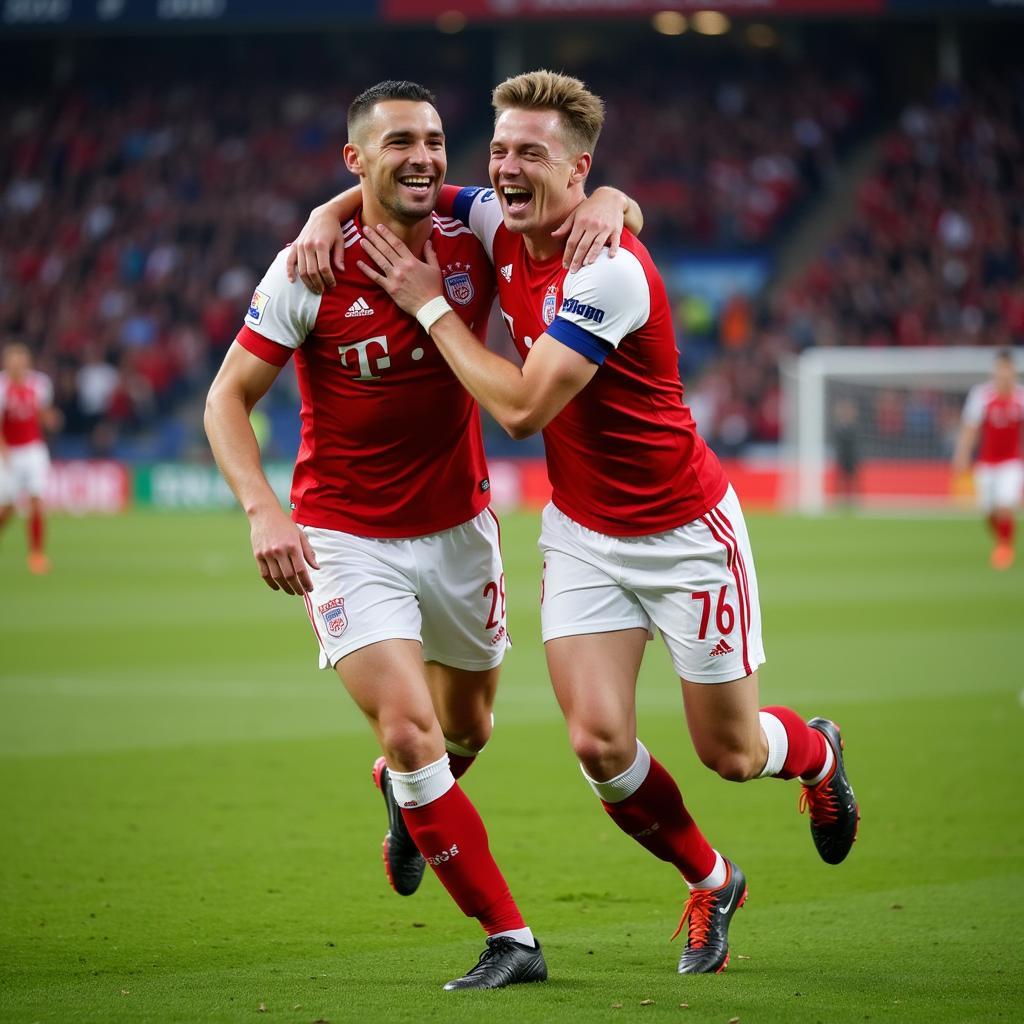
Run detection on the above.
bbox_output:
[962,383,988,427]
[34,371,53,408]
[0,374,7,418]
[544,248,650,365]
[451,187,503,263]
[244,248,322,348]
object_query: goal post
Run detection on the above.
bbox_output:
[780,346,1020,514]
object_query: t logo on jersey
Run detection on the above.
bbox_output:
[443,262,474,305]
[338,336,391,380]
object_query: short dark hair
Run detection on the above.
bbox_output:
[995,348,1014,363]
[348,80,438,140]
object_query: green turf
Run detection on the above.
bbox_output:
[1,508,1022,1023]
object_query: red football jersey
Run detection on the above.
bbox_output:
[963,382,1024,465]
[0,370,52,447]
[446,186,727,536]
[237,211,496,538]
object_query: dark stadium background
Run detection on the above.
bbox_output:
[1,1,1021,510]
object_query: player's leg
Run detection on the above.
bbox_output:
[425,662,499,779]
[418,508,508,780]
[20,443,51,573]
[336,639,543,988]
[539,503,738,974]
[546,629,743,975]
[974,465,1006,565]
[988,461,1021,570]
[650,486,857,864]
[392,512,544,989]
[26,496,49,574]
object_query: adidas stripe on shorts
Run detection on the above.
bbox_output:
[300,509,509,672]
[538,485,765,684]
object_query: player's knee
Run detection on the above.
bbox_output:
[379,718,437,769]
[570,728,632,780]
[444,715,491,756]
[700,747,759,783]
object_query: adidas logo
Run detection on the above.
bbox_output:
[708,639,734,657]
[345,296,374,318]
[499,264,513,283]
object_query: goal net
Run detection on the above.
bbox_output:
[779,347,1017,514]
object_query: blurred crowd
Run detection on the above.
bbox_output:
[0,37,484,459]
[687,72,1024,454]
[1,30,1019,462]
[588,60,872,249]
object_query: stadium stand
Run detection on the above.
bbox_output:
[0,28,1019,462]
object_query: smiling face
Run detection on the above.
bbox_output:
[488,107,590,246]
[344,100,446,225]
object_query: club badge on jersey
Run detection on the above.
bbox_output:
[248,289,270,325]
[443,262,475,306]
[542,284,558,326]
[318,597,348,638]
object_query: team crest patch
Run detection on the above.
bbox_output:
[247,289,270,325]
[542,284,559,326]
[443,262,474,305]
[318,597,348,639]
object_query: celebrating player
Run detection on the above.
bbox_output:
[952,350,1024,570]
[0,341,58,574]
[303,70,860,977]
[205,80,638,991]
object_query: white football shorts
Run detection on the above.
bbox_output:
[974,460,1024,512]
[0,441,50,503]
[300,508,509,672]
[538,485,766,684]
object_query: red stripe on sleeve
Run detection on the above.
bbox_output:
[236,325,294,367]
[436,184,461,217]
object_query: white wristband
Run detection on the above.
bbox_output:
[415,295,453,333]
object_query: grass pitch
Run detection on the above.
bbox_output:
[1,508,1021,1023]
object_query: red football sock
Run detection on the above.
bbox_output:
[601,756,717,885]
[761,705,827,780]
[995,515,1014,545]
[447,753,476,780]
[401,783,525,934]
[28,508,45,553]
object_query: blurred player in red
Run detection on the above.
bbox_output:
[205,80,637,990]
[304,70,860,978]
[0,341,58,574]
[953,350,1024,570]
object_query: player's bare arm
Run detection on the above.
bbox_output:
[952,420,979,476]
[205,343,319,595]
[287,184,643,291]
[358,223,597,438]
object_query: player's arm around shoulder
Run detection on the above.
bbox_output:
[495,250,650,437]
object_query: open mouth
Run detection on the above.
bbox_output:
[501,185,533,212]
[398,175,434,195]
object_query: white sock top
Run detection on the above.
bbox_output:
[580,739,652,803]
[388,753,455,809]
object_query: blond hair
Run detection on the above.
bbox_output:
[492,70,605,156]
